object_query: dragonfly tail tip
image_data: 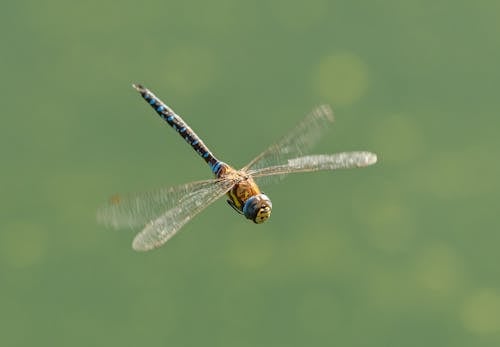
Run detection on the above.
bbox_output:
[132,83,144,92]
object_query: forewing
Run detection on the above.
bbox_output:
[248,152,377,179]
[243,105,334,172]
[130,178,235,251]
[97,179,231,229]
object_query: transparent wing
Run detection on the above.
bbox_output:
[243,105,334,172]
[131,178,235,251]
[248,152,377,179]
[97,178,235,250]
[97,179,223,228]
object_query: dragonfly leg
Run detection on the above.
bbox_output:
[227,199,243,215]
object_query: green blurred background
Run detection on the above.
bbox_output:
[1,0,499,346]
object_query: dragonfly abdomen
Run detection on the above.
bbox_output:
[133,84,224,175]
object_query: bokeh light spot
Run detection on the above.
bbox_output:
[313,51,369,106]
[461,289,500,334]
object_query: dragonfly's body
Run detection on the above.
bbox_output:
[98,84,377,251]
[133,84,272,223]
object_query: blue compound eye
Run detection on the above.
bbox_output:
[242,194,272,224]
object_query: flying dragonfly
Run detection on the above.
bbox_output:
[97,84,377,251]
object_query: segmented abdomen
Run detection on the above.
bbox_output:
[133,84,225,176]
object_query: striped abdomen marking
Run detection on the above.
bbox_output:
[133,84,225,176]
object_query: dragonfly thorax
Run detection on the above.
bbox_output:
[221,167,272,223]
[243,194,272,224]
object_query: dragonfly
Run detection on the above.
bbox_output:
[97,84,377,251]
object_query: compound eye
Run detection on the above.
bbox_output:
[242,194,272,223]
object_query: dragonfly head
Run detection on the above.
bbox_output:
[243,194,272,224]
